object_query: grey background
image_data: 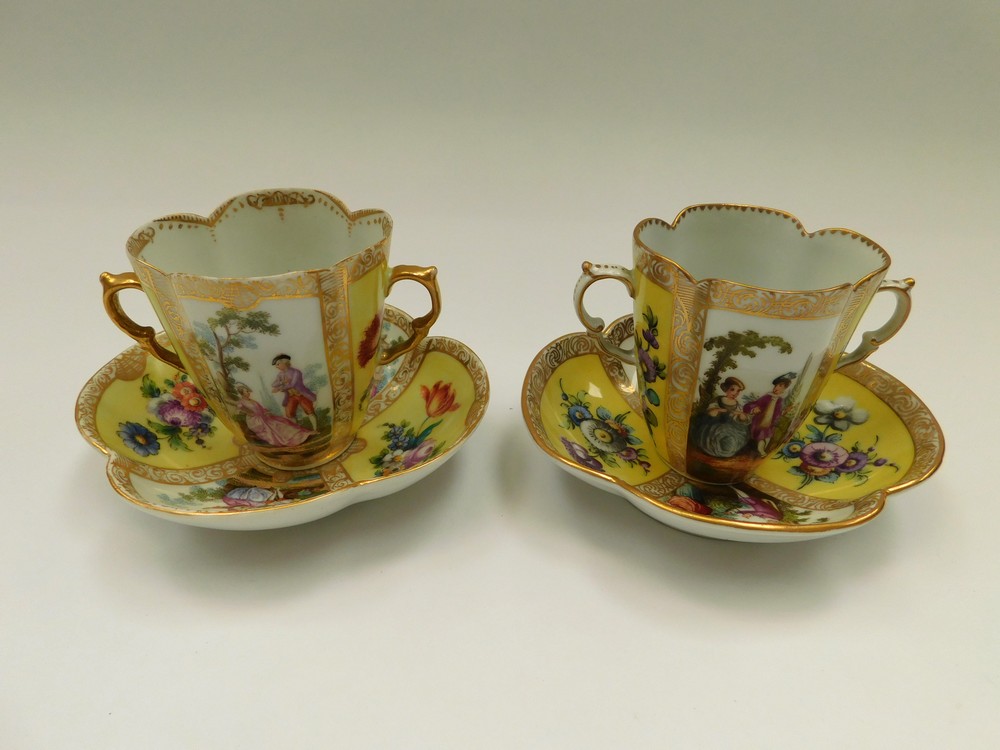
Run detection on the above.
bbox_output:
[3,2,996,747]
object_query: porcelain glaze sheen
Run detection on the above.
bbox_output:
[100,188,441,471]
[77,310,489,530]
[521,318,942,542]
[574,205,914,485]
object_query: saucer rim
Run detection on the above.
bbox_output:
[76,305,422,463]
[77,310,489,521]
[521,322,944,536]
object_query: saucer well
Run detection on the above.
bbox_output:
[77,308,489,530]
[522,317,943,543]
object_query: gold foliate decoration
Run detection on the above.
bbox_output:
[245,190,318,209]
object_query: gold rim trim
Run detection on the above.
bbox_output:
[632,203,893,295]
[521,320,943,536]
[835,360,945,494]
[126,188,392,281]
[635,252,855,321]
[76,310,420,483]
[77,322,490,519]
[162,244,391,308]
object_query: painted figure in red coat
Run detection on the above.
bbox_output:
[744,374,795,457]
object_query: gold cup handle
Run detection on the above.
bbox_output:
[838,277,916,369]
[380,265,442,365]
[100,271,185,370]
[573,261,637,365]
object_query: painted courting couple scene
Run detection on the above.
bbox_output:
[233,354,318,447]
[686,328,812,479]
[194,306,333,448]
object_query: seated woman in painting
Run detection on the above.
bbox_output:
[691,376,752,458]
[234,383,315,447]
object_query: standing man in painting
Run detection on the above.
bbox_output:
[271,354,318,432]
[744,372,795,457]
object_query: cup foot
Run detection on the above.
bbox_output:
[668,444,767,486]
[252,436,359,472]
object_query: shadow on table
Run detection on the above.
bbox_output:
[77,449,466,606]
[497,417,902,620]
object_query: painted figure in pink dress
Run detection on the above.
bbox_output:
[235,383,314,447]
[271,354,318,431]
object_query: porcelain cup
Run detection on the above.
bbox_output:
[574,204,914,484]
[101,188,441,470]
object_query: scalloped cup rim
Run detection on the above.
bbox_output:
[632,203,893,295]
[127,187,392,280]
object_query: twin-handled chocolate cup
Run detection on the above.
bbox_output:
[101,196,913,486]
[575,205,913,485]
[101,188,440,470]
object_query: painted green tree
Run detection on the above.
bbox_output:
[696,330,793,414]
[196,307,280,396]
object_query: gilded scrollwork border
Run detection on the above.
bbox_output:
[521,322,636,446]
[161,245,390,310]
[837,360,945,492]
[170,273,320,309]
[520,319,942,535]
[80,316,490,517]
[124,188,392,280]
[317,265,356,440]
[108,453,256,487]
[75,344,148,454]
[662,278,706,469]
[76,343,254,485]
[423,337,492,430]
[635,250,851,321]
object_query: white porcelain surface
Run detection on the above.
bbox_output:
[77,312,489,530]
[522,320,943,543]
[573,205,914,485]
[5,5,993,747]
